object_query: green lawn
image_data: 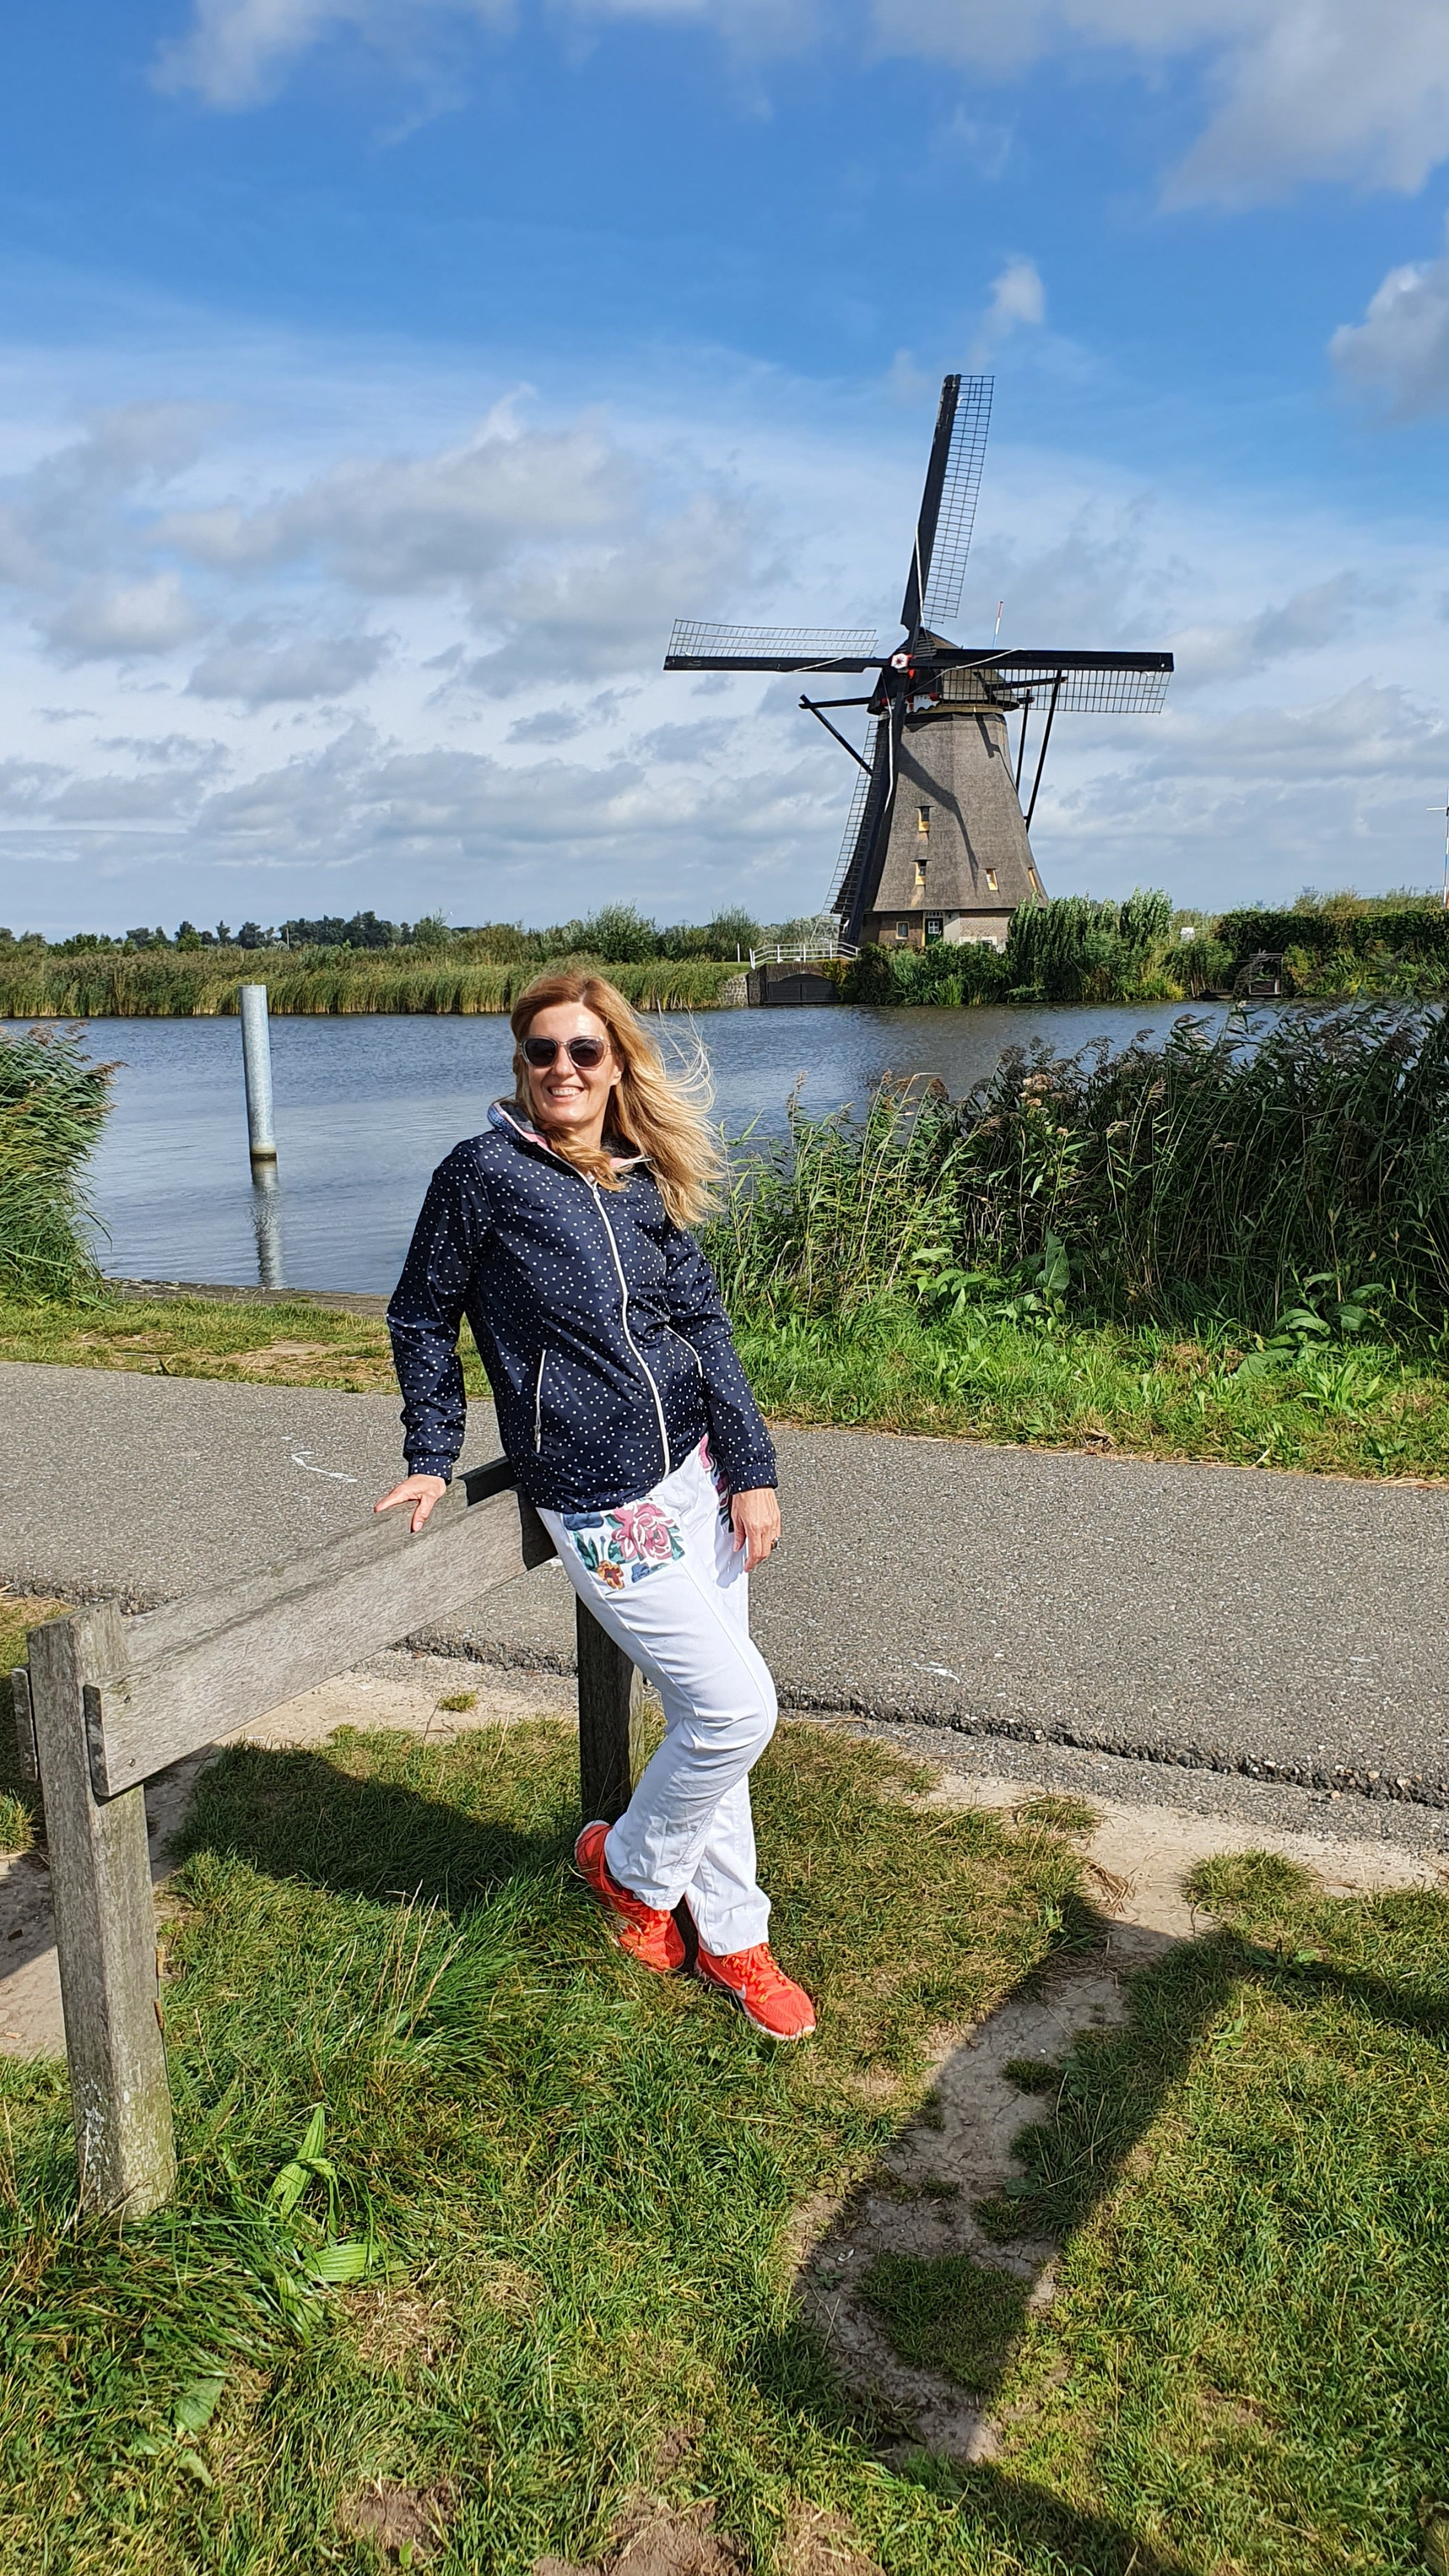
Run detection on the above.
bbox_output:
[3,1288,1446,1482]
[2,1718,1446,2574]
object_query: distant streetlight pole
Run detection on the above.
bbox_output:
[238,983,277,1170]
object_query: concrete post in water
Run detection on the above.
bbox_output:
[251,1162,285,1291]
[238,983,277,1170]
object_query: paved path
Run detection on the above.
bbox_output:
[4,1362,1448,1806]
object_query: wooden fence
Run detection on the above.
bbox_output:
[11,1461,640,2220]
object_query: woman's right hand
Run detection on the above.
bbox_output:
[374,1473,448,1533]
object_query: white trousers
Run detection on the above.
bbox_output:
[539,1441,778,1954]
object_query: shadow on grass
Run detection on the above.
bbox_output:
[767,1870,1449,2574]
[168,1733,569,1913]
[165,1737,1449,2576]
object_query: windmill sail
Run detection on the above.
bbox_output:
[661,365,1174,958]
[940,650,1172,712]
[901,375,992,638]
[665,620,877,672]
[919,376,993,630]
[830,717,880,915]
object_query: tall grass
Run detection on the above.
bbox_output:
[709,1004,1449,1338]
[0,949,745,1018]
[0,1027,109,1296]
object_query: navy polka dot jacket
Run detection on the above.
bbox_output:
[387,1099,778,1512]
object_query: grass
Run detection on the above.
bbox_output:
[735,1298,1449,1480]
[956,1852,1449,2572]
[0,1025,110,1297]
[860,2254,1030,2394]
[711,1012,1449,1344]
[0,1290,406,1391]
[0,1590,65,1854]
[0,1720,1092,2576]
[4,1717,1448,2570]
[5,1285,1449,1482]
[0,949,744,1017]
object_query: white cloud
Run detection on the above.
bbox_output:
[153,0,512,109]
[186,620,392,704]
[160,405,646,591]
[1167,574,1371,689]
[1,317,1448,929]
[1331,217,1449,417]
[153,0,1449,204]
[982,255,1045,340]
[872,0,1449,204]
[43,573,204,660]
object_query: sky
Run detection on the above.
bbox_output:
[1,1,1448,937]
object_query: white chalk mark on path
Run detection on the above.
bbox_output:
[291,1451,358,1482]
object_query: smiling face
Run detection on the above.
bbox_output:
[519,1001,622,1152]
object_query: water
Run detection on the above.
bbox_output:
[25,1001,1232,1296]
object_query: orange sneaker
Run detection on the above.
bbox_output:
[573,1821,686,1975]
[694,1941,817,2041]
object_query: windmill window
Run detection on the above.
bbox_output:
[895,920,910,941]
[914,857,927,888]
[1027,867,1041,893]
[985,870,998,891]
[916,805,931,834]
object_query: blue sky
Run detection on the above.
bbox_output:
[1,0,1448,935]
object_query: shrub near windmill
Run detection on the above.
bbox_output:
[667,374,1174,953]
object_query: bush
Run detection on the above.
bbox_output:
[1005,889,1180,1004]
[711,1003,1449,1340]
[0,1028,110,1298]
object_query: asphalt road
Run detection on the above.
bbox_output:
[4,1362,1448,1806]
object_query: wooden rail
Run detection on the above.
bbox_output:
[11,1461,640,2219]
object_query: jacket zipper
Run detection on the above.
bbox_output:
[533,1347,548,1451]
[665,1322,703,1378]
[590,1180,671,1479]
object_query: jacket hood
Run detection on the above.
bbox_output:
[488,1098,646,1173]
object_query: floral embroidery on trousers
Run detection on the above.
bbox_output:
[561,1496,686,1588]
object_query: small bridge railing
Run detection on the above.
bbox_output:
[747,938,858,968]
[12,1464,640,2218]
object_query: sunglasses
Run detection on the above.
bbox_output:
[522,1034,611,1070]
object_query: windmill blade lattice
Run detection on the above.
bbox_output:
[919,375,993,628]
[830,717,879,912]
[951,651,1172,713]
[665,620,878,672]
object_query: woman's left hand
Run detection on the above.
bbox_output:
[730,1486,780,1572]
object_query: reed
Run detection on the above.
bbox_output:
[0,1027,110,1296]
[0,950,745,1019]
[709,1004,1449,1338]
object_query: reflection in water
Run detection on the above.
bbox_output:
[251,1163,285,1290]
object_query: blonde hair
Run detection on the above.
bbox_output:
[509,972,724,1230]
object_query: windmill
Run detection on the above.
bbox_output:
[664,374,1174,953]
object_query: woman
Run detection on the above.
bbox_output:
[375,971,815,2041]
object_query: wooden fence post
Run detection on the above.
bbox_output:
[575,1600,644,1825]
[25,1605,176,2219]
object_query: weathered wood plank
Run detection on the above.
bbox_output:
[575,1600,644,1825]
[26,1604,175,2217]
[10,1663,38,1784]
[92,1465,555,1798]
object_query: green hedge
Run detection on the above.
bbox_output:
[1219,906,1449,967]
